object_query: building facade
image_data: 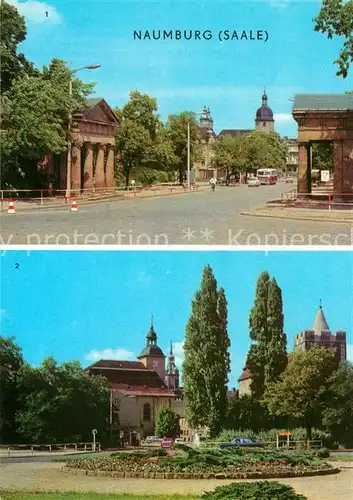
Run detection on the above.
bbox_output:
[85,320,181,439]
[193,91,276,181]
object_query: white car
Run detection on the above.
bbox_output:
[247,177,261,187]
[174,438,184,444]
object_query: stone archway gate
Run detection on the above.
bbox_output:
[292,94,353,200]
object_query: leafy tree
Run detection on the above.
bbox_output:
[0,0,37,92]
[16,357,110,443]
[312,142,333,171]
[314,0,353,78]
[115,91,163,186]
[213,135,246,179]
[183,265,231,437]
[242,132,288,173]
[1,59,95,188]
[0,336,24,443]
[155,405,180,438]
[322,361,353,447]
[165,112,200,183]
[115,119,152,187]
[246,272,287,399]
[264,347,338,440]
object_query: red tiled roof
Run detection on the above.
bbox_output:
[88,366,167,389]
[112,385,176,397]
[238,367,253,382]
[85,360,147,371]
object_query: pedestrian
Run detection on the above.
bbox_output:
[209,177,217,192]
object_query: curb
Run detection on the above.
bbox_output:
[241,211,353,225]
[62,465,340,480]
[0,188,207,214]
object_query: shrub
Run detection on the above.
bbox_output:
[316,447,330,458]
[200,481,307,499]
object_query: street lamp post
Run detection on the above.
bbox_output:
[66,64,101,198]
[187,122,191,189]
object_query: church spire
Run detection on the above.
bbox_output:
[262,89,268,107]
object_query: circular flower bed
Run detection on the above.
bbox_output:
[64,446,339,480]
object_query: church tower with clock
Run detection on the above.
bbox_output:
[137,319,166,382]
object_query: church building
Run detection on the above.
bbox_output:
[84,320,181,440]
[194,91,276,181]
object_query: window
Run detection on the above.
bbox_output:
[143,403,151,421]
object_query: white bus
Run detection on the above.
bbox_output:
[256,168,278,185]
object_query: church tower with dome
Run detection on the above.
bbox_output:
[255,90,275,132]
[137,318,166,382]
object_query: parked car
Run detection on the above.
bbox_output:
[174,438,184,445]
[142,436,163,446]
[285,177,295,183]
[220,437,265,449]
[247,177,261,187]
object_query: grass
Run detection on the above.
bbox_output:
[0,494,196,500]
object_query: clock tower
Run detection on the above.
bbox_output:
[137,318,166,382]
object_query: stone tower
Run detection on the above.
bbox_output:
[165,341,180,391]
[137,318,166,382]
[199,106,214,131]
[294,302,347,361]
[255,90,275,132]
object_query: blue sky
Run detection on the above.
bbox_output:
[8,0,352,137]
[1,250,352,387]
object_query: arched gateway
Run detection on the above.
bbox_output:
[292,94,353,201]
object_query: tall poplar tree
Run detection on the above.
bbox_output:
[183,265,231,437]
[247,272,287,399]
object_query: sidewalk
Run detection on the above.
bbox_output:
[242,204,353,224]
[0,185,208,213]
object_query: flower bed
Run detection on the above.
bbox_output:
[64,446,339,480]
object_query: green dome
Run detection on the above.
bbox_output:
[138,321,165,358]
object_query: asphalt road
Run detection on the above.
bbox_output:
[1,184,352,245]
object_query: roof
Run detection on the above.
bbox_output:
[85,97,104,108]
[256,106,274,121]
[218,129,252,138]
[312,306,331,334]
[292,93,353,111]
[85,360,146,371]
[238,367,253,382]
[88,366,167,388]
[115,386,176,397]
[138,345,165,357]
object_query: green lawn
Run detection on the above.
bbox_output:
[0,494,196,500]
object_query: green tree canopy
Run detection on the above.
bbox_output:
[246,271,287,399]
[0,0,37,92]
[314,0,353,78]
[213,135,246,178]
[16,357,109,443]
[1,58,95,188]
[0,336,24,443]
[183,265,231,437]
[165,112,199,183]
[322,361,353,447]
[155,405,180,438]
[264,347,339,440]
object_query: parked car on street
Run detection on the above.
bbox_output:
[220,437,265,448]
[174,438,184,445]
[247,177,261,187]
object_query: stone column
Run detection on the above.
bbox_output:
[83,143,94,190]
[60,153,67,191]
[95,144,105,189]
[342,140,353,198]
[105,145,115,188]
[333,140,343,199]
[297,142,311,197]
[71,145,81,191]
